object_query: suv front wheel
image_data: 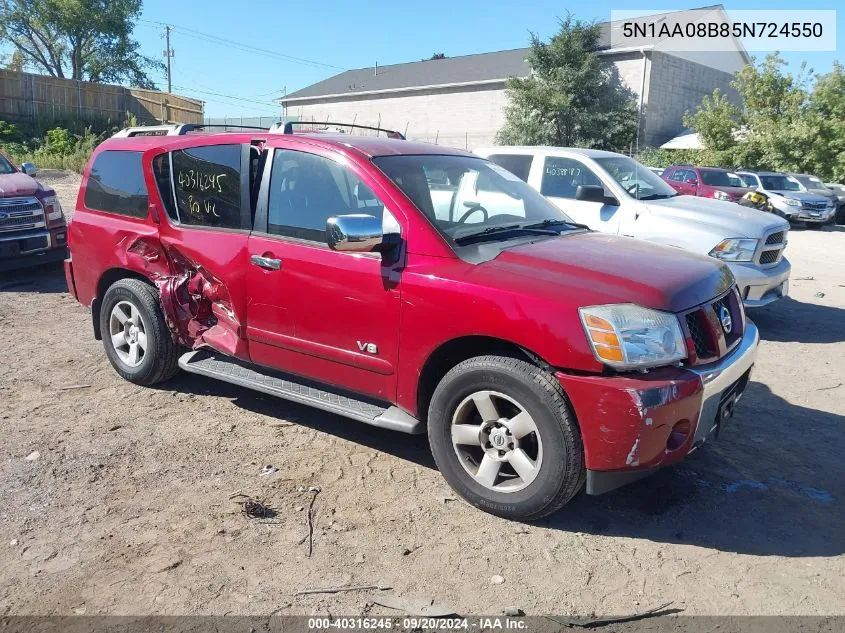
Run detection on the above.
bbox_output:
[428,355,584,520]
[100,278,180,385]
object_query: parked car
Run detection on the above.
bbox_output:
[789,173,843,221]
[65,129,759,520]
[0,152,68,271]
[647,167,664,177]
[662,165,753,202]
[477,147,790,308]
[737,170,835,227]
[824,182,845,224]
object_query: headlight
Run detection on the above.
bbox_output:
[43,195,64,222]
[579,304,686,371]
[713,190,731,201]
[784,198,802,207]
[710,238,758,262]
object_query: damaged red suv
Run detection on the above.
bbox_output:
[65,127,759,519]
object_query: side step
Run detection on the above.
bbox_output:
[178,350,424,434]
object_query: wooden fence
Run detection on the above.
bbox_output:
[0,69,204,125]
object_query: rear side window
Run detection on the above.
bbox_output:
[486,154,533,182]
[153,144,247,229]
[84,151,148,218]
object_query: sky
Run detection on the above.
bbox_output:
[127,0,841,118]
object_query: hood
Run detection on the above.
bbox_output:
[646,195,787,238]
[483,232,734,313]
[803,187,838,200]
[766,190,829,203]
[708,185,753,199]
[0,172,40,198]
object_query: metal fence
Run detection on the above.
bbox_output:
[0,69,204,125]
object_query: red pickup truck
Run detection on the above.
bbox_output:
[65,128,759,519]
[0,151,68,271]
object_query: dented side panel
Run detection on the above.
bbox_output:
[556,367,704,471]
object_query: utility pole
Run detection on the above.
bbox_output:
[162,25,174,93]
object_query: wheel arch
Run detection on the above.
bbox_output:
[416,335,553,422]
[91,268,156,340]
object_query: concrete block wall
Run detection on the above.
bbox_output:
[642,51,739,147]
[286,84,510,151]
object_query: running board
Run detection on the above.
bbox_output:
[178,350,424,434]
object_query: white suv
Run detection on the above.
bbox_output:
[475,147,791,308]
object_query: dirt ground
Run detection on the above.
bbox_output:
[1,169,843,617]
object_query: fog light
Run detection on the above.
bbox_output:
[666,420,692,451]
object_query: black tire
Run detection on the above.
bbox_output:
[99,278,180,386]
[428,355,584,521]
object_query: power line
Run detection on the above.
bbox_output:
[139,19,346,71]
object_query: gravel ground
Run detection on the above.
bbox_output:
[0,170,843,617]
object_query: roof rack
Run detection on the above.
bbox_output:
[112,123,276,138]
[273,121,406,140]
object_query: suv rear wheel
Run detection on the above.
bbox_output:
[428,355,584,520]
[100,278,180,385]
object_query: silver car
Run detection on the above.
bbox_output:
[738,171,835,226]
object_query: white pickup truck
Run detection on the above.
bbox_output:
[472,147,791,308]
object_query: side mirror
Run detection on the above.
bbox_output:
[575,185,607,204]
[21,162,37,177]
[327,214,383,252]
[685,177,698,186]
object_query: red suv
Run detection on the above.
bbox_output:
[0,151,67,271]
[663,165,753,202]
[65,127,759,519]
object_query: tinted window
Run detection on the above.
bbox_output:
[486,154,533,182]
[166,144,244,228]
[267,149,384,243]
[541,157,603,199]
[84,151,148,217]
[0,153,16,175]
[700,170,737,186]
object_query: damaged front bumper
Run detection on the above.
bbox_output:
[557,321,759,495]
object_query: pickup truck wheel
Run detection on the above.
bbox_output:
[100,279,180,386]
[428,355,584,521]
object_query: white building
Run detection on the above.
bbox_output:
[280,6,750,150]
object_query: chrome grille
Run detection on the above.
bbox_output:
[0,197,44,233]
[801,201,827,211]
[683,288,744,364]
[760,249,781,265]
[765,231,784,245]
[756,227,787,266]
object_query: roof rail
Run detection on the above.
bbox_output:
[112,123,275,138]
[112,124,197,137]
[275,121,406,140]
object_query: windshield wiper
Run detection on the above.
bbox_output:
[638,193,677,200]
[453,224,559,245]
[522,218,591,231]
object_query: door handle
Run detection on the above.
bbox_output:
[250,254,282,270]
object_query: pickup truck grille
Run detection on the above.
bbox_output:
[682,287,745,365]
[755,227,787,267]
[0,197,45,233]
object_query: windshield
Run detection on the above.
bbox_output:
[0,153,16,175]
[760,175,801,191]
[373,154,577,243]
[700,169,745,187]
[594,156,678,200]
[795,175,827,189]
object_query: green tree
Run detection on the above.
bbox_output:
[0,0,162,88]
[682,89,741,152]
[497,14,638,150]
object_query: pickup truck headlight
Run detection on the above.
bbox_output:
[784,198,802,207]
[710,238,758,262]
[713,190,731,201]
[43,195,64,222]
[579,304,686,370]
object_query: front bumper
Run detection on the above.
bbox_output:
[729,257,791,308]
[796,208,836,224]
[557,321,759,495]
[0,227,68,272]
